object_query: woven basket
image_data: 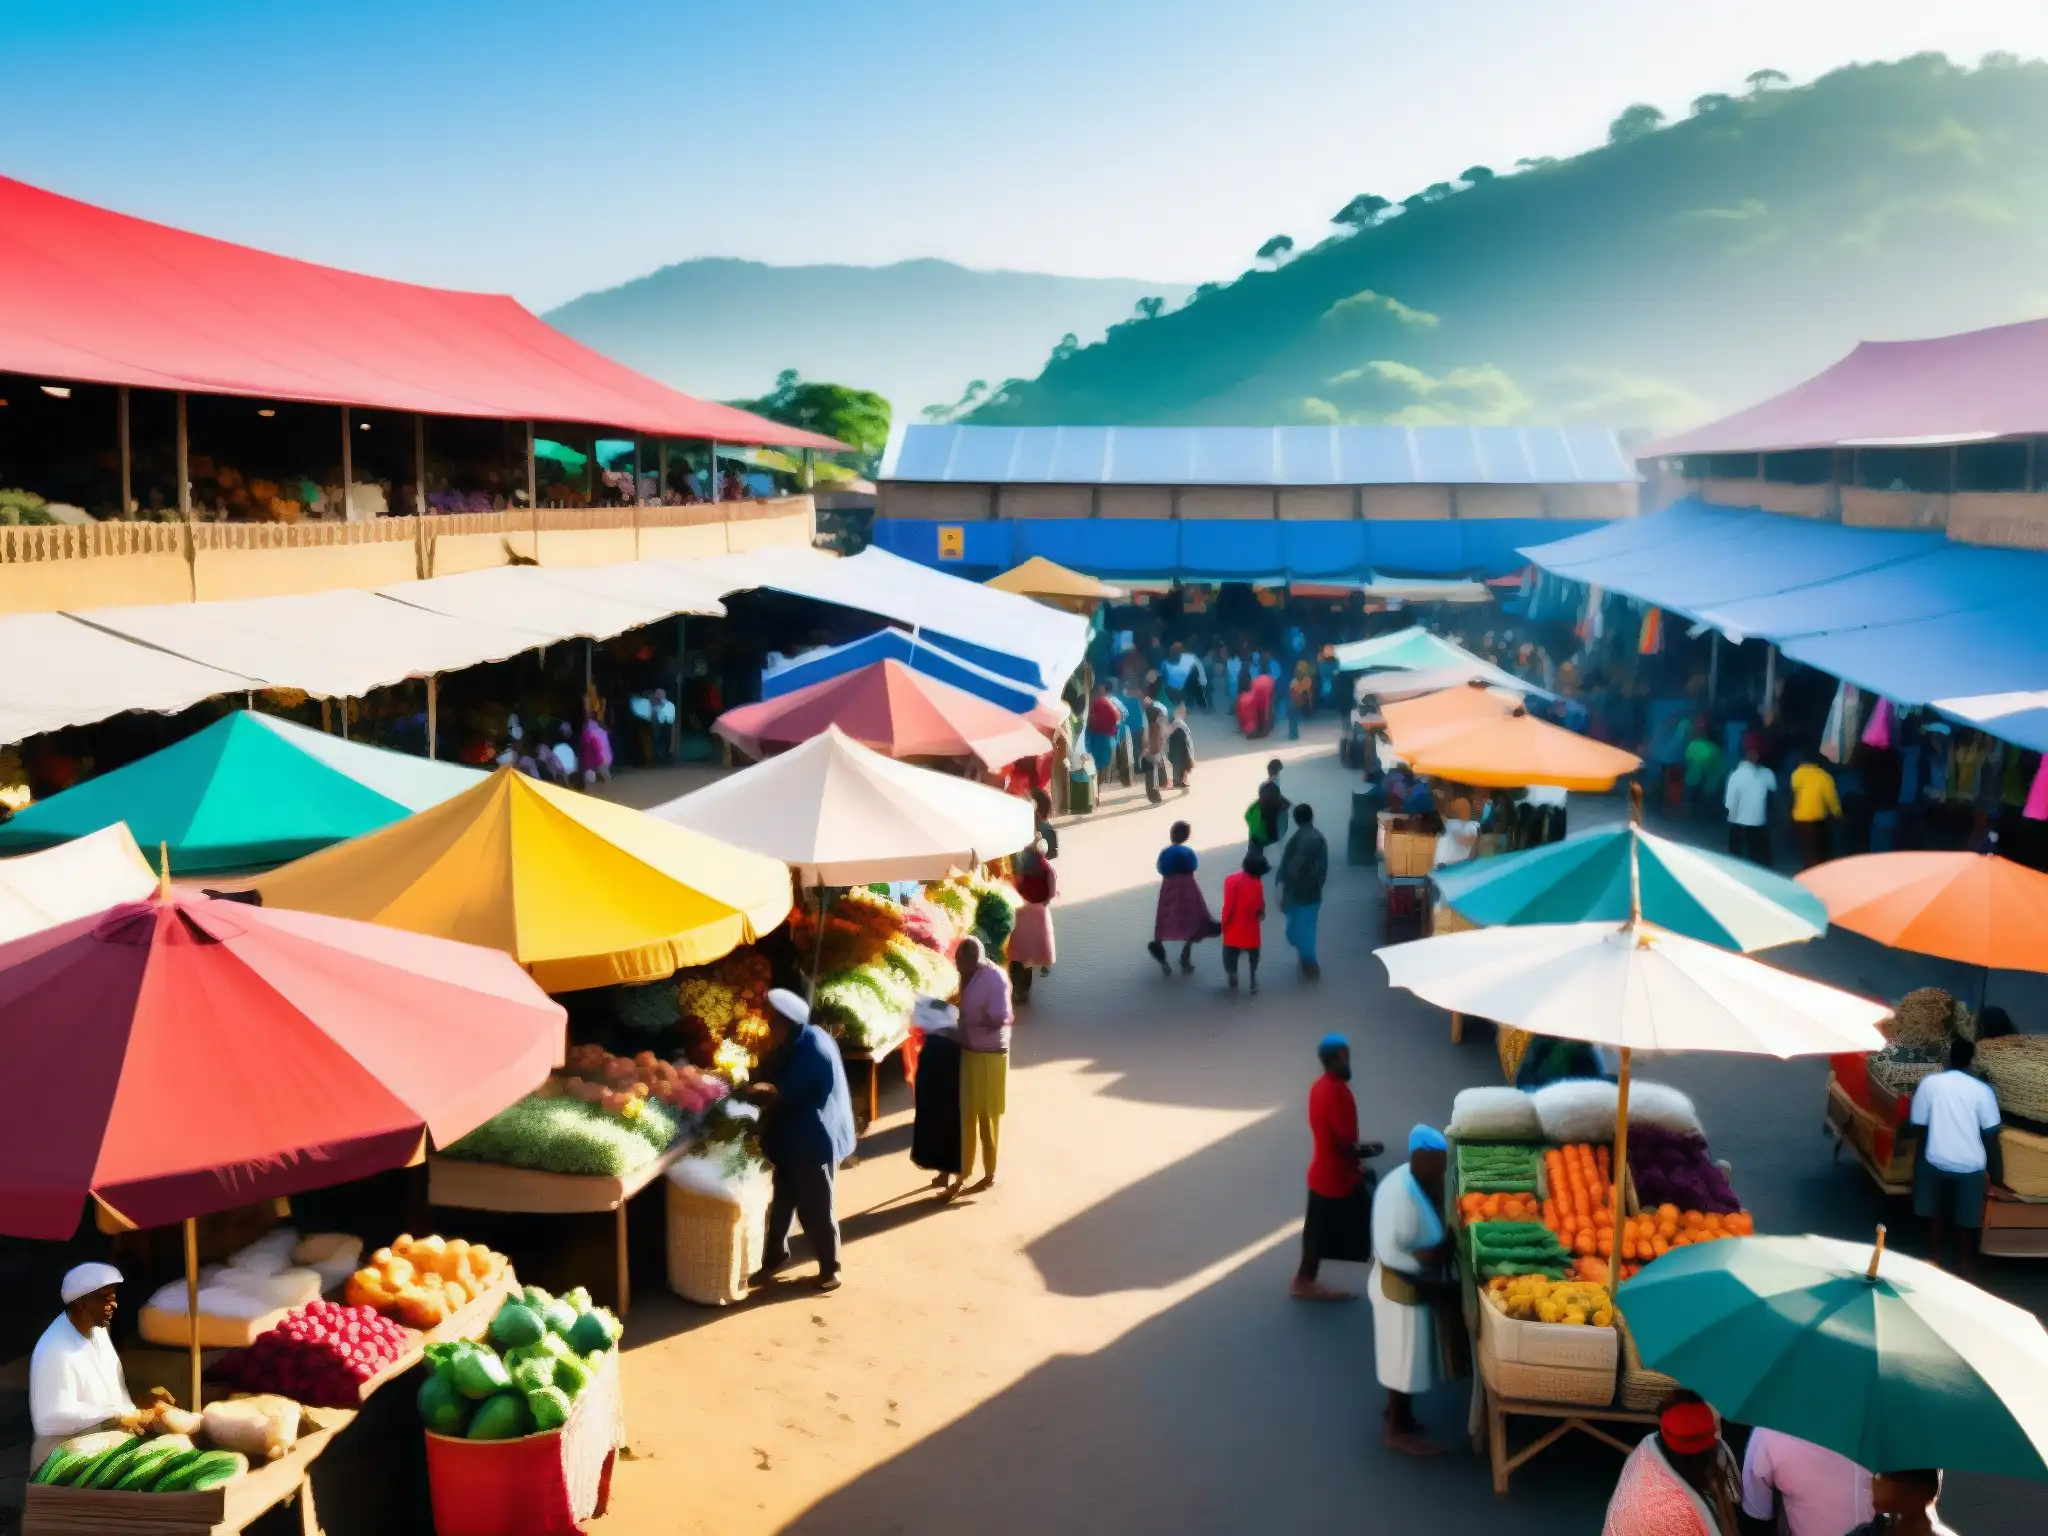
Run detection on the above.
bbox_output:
[1884,988,1962,1046]
[1978,1036,2048,1128]
[665,1177,768,1307]
[1498,1026,1533,1084]
[1616,1312,1680,1412]
[1999,1125,2048,1200]
[1432,902,1478,936]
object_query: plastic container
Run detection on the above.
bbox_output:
[425,1349,623,1534]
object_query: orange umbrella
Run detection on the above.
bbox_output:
[1796,852,2048,973]
[1397,707,1642,791]
[1381,681,1522,752]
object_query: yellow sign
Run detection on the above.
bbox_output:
[936,526,965,561]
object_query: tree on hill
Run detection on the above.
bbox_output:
[1334,193,1392,228]
[1256,234,1296,265]
[920,378,987,424]
[1459,165,1496,185]
[1135,295,1167,320]
[1049,332,1080,363]
[1691,92,1738,117]
[1746,68,1790,94]
[731,369,891,478]
[1421,181,1456,202]
[1608,103,1666,143]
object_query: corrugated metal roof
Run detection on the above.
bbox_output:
[881,425,1637,486]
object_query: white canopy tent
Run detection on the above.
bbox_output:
[648,726,1033,885]
[0,823,157,941]
[383,561,729,641]
[0,612,258,742]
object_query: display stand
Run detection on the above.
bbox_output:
[24,1407,351,1536]
[428,1142,693,1317]
[423,1345,625,1536]
[1980,1187,2048,1258]
[1476,1385,1655,1496]
[1823,1074,1914,1196]
[841,1022,912,1132]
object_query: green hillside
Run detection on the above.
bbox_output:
[966,54,2048,437]
[544,258,1190,425]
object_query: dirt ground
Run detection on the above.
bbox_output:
[596,716,2048,1536]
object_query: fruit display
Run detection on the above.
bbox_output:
[1456,1143,1540,1194]
[441,1085,682,1178]
[1458,1191,1541,1225]
[344,1234,511,1330]
[1469,1220,1573,1279]
[1485,1274,1615,1328]
[415,1284,620,1441]
[549,1044,730,1119]
[1627,1124,1742,1214]
[1614,1205,1754,1272]
[211,1300,415,1407]
[31,1432,249,1494]
[1540,1142,1618,1260]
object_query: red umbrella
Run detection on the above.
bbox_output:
[0,891,566,1242]
[714,659,1051,770]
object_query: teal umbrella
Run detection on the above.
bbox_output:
[1432,822,1827,951]
[1619,1232,2048,1479]
[0,711,484,873]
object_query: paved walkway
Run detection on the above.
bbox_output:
[602,715,2048,1535]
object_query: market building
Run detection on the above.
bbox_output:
[871,423,1639,585]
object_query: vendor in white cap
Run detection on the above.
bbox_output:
[30,1263,136,1468]
[746,988,857,1294]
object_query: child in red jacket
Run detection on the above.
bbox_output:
[1220,852,1268,993]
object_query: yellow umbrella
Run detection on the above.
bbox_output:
[253,768,792,991]
[985,556,1127,604]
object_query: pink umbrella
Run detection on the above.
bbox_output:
[715,659,1050,770]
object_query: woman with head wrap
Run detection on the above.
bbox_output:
[1370,1125,1458,1454]
[1006,839,1058,1005]
[1602,1390,1742,1535]
[1292,1035,1383,1301]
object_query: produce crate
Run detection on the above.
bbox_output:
[1431,901,1477,936]
[24,1409,349,1536]
[424,1345,624,1535]
[1998,1126,2048,1201]
[1980,1187,2048,1259]
[1477,1290,1617,1408]
[1615,1311,1680,1412]
[423,1268,520,1346]
[665,1175,768,1307]
[138,1303,302,1352]
[1824,1073,1914,1195]
[1384,827,1436,878]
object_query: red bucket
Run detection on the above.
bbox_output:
[425,1350,623,1534]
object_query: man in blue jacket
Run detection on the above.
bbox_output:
[749,988,857,1293]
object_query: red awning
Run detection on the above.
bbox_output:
[1647,317,2048,457]
[0,176,841,451]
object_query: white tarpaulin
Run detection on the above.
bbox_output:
[0,612,258,742]
[648,726,1033,885]
[0,823,157,941]
[384,561,727,641]
[74,589,554,700]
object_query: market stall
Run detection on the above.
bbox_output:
[712,658,1049,772]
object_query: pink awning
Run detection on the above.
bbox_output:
[1647,317,2048,457]
[0,175,842,451]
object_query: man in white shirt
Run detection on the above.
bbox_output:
[30,1262,136,1470]
[1723,740,1777,865]
[1908,1035,2003,1276]
[1741,1426,1873,1536]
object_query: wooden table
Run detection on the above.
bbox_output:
[24,1407,352,1536]
[840,1026,911,1132]
[427,1141,694,1317]
[1980,1186,2048,1258]
[1477,1384,1656,1495]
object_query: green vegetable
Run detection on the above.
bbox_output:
[451,1346,514,1400]
[552,1352,592,1399]
[418,1369,472,1435]
[566,1308,616,1355]
[562,1286,593,1314]
[142,1450,207,1491]
[111,1441,186,1491]
[521,1285,554,1311]
[490,1302,546,1351]
[185,1452,249,1493]
[83,1442,150,1489]
[511,1358,556,1396]
[524,1384,573,1433]
[465,1392,534,1441]
[1485,1260,1572,1278]
[539,1299,579,1337]
[62,1436,139,1489]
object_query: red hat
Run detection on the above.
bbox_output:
[1660,1399,1719,1456]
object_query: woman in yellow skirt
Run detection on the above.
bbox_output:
[949,935,1013,1197]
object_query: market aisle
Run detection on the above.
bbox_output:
[605,715,2048,1535]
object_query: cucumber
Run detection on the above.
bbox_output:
[82,1443,148,1489]
[182,1451,248,1492]
[112,1439,190,1491]
[60,1437,139,1488]
[143,1449,208,1491]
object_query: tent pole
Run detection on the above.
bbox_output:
[658,440,669,504]
[184,1218,201,1410]
[117,386,132,519]
[1706,631,1719,704]
[1609,1048,1632,1301]
[1763,644,1778,726]
[175,390,191,521]
[808,888,832,1002]
[709,442,721,503]
[584,638,593,719]
[341,699,349,741]
[414,412,428,518]
[526,420,538,511]
[340,406,353,522]
[674,617,686,757]
[426,675,438,760]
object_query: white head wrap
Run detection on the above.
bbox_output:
[60,1262,123,1304]
[765,987,810,1027]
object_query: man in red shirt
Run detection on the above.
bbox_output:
[1293,1034,1384,1300]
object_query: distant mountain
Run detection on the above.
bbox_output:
[967,54,2048,438]
[544,259,1192,421]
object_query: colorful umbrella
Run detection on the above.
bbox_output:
[1620,1232,2048,1480]
[0,890,564,1240]
[0,711,485,872]
[0,824,156,942]
[1433,823,1827,951]
[651,726,1034,886]
[252,767,792,991]
[713,659,1049,771]
[1397,706,1642,791]
[1797,851,2048,973]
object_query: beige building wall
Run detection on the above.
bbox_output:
[0,553,193,615]
[194,542,420,601]
[878,483,992,521]
[1276,488,1353,521]
[1453,486,1543,520]
[1098,488,1172,520]
[1947,492,2048,550]
[1178,487,1275,520]
[996,486,1092,520]
[1361,486,1452,520]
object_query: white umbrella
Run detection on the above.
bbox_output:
[1377,915,1887,1292]
[648,726,1034,887]
[0,823,156,943]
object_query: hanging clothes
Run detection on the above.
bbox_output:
[2026,755,2048,822]
[1818,681,1860,765]
[1638,608,1663,655]
[1859,697,1895,750]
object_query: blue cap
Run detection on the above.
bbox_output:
[1317,1033,1349,1060]
[1408,1124,1447,1154]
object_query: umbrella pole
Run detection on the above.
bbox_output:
[1610,1047,1632,1300]
[807,887,833,1003]
[184,1217,201,1410]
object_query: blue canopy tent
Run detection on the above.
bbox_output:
[763,627,1045,715]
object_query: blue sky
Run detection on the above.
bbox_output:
[4,1,2046,307]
